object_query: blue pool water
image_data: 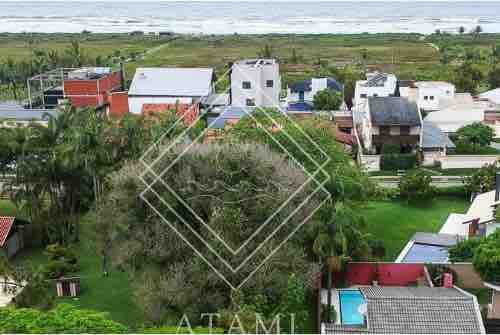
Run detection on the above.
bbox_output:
[339,290,366,326]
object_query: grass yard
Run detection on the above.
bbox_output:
[58,214,145,328]
[0,199,18,216]
[11,213,145,328]
[360,197,469,260]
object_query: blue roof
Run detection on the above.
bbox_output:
[207,106,255,129]
[289,77,343,93]
[402,243,450,263]
[286,102,314,112]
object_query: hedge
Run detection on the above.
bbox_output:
[380,153,417,171]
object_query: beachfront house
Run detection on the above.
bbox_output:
[127,67,215,115]
[285,77,343,112]
[230,59,281,108]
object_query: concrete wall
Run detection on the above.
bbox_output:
[438,155,499,169]
[128,96,194,114]
[360,154,381,172]
[446,263,485,289]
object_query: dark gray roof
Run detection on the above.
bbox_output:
[365,73,388,87]
[368,97,421,126]
[0,102,58,121]
[361,287,483,334]
[412,232,462,247]
[422,121,456,149]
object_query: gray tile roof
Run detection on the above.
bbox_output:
[325,287,484,334]
[362,287,483,334]
[368,97,421,126]
[421,121,455,149]
[412,232,462,247]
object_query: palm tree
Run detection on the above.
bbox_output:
[311,202,370,323]
[458,26,466,35]
[66,40,85,67]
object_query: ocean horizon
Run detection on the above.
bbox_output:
[1,1,500,34]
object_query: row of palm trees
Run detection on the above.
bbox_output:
[0,106,187,245]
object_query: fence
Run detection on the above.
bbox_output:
[437,155,499,169]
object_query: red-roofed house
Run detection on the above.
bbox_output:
[0,217,24,258]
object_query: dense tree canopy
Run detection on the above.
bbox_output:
[313,89,343,111]
[473,231,500,283]
[455,122,495,151]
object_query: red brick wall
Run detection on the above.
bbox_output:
[64,71,122,108]
[344,262,426,286]
[108,91,129,117]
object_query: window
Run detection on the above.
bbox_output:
[430,96,435,100]
[242,81,251,89]
[424,96,428,100]
[400,126,410,135]
[266,80,274,88]
[360,93,367,98]
[373,94,378,97]
[246,98,255,106]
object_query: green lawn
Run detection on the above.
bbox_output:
[12,213,145,328]
[0,199,18,216]
[360,197,469,260]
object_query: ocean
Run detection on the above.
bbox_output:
[1,1,500,34]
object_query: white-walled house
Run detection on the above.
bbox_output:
[128,67,215,114]
[414,81,456,112]
[354,72,398,109]
[286,77,343,110]
[230,59,281,108]
[440,173,500,239]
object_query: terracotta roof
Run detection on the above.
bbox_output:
[335,130,354,146]
[0,217,15,247]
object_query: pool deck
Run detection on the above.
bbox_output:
[320,289,341,324]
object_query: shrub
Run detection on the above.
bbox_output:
[0,304,127,333]
[45,244,78,264]
[435,186,468,198]
[369,239,386,259]
[465,161,500,193]
[381,144,401,155]
[42,260,79,279]
[448,238,481,262]
[398,170,436,201]
[380,153,417,171]
[473,231,500,282]
[313,89,343,110]
[321,304,337,322]
[455,122,495,149]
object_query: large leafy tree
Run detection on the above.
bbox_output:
[229,109,374,202]
[456,122,495,150]
[473,231,500,283]
[313,89,343,111]
[465,161,500,193]
[100,142,321,325]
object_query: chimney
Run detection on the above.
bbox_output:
[119,62,126,91]
[496,172,500,202]
[443,273,453,288]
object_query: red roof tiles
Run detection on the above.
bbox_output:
[0,217,15,247]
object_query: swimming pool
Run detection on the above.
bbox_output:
[339,290,366,326]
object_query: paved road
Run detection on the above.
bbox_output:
[370,176,465,189]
